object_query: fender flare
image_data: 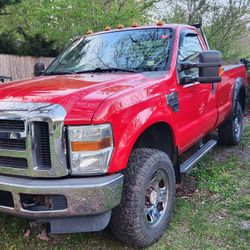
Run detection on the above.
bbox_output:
[231,77,246,119]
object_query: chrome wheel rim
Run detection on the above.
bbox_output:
[234,115,241,139]
[144,169,169,227]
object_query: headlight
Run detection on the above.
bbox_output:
[68,124,113,175]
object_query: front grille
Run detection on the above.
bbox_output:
[0,102,68,178]
[0,120,24,132]
[0,138,26,150]
[0,121,51,171]
[33,122,52,170]
[0,156,28,169]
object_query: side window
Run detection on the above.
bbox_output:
[178,32,203,77]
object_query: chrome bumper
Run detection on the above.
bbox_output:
[0,173,123,218]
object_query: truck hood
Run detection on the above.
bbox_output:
[0,73,144,124]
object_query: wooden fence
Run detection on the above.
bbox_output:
[0,54,54,81]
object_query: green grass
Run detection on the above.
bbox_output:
[0,125,250,250]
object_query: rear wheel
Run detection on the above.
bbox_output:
[110,148,175,247]
[218,102,243,146]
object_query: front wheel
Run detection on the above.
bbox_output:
[110,148,176,247]
[218,102,243,146]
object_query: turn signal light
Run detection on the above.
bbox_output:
[156,20,164,26]
[131,21,138,27]
[218,66,223,77]
[104,26,111,31]
[71,137,112,151]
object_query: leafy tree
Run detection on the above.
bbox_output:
[0,31,19,54]
[16,28,61,57]
[0,30,60,56]
[0,0,249,59]
[154,0,250,59]
[0,0,20,14]
[1,0,156,49]
[205,0,250,59]
[2,0,156,56]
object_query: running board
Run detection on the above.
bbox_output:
[180,139,217,174]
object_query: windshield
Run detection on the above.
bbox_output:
[45,28,173,75]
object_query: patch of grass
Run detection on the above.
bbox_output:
[0,127,249,249]
[241,124,250,148]
[192,156,238,197]
[152,141,250,249]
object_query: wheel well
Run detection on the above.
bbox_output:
[133,122,181,183]
[133,122,175,160]
[238,87,246,112]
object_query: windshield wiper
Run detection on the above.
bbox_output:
[44,70,76,76]
[44,67,140,76]
[75,67,139,74]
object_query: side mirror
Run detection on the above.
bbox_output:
[198,50,222,83]
[178,50,222,84]
[34,62,45,77]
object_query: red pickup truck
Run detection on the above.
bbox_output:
[0,22,248,247]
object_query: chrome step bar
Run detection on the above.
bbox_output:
[180,139,217,174]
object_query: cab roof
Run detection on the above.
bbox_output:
[83,23,197,37]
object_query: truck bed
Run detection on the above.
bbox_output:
[223,64,245,72]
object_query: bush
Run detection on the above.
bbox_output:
[0,30,60,57]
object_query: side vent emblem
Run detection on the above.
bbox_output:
[166,92,179,112]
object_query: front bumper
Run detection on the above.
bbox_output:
[0,173,123,219]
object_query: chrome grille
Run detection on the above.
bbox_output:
[0,102,68,178]
[0,119,25,132]
[33,121,51,170]
[0,139,26,150]
[0,156,28,169]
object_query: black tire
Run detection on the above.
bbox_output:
[110,148,176,248]
[218,102,243,146]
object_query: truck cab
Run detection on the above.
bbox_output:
[0,22,248,247]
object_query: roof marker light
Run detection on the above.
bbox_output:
[131,21,138,27]
[86,29,93,35]
[117,24,124,29]
[104,26,111,31]
[156,20,164,26]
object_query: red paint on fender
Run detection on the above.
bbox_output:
[0,24,248,174]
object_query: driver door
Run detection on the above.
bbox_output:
[174,30,217,151]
